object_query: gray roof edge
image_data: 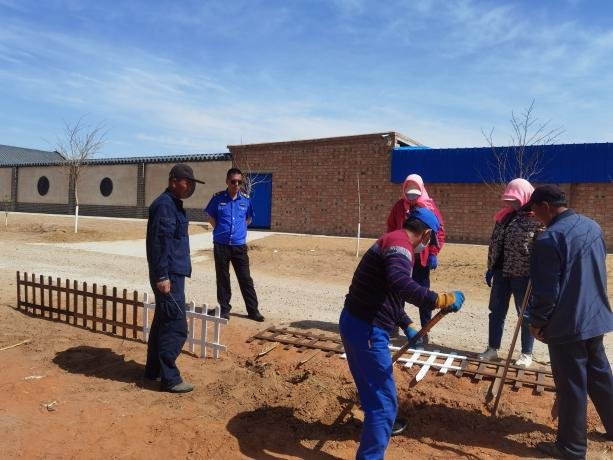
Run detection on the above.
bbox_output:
[0,152,231,167]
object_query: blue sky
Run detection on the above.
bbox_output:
[1,0,612,156]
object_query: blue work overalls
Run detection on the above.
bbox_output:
[145,189,192,388]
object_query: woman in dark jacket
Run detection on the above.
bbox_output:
[480,178,541,367]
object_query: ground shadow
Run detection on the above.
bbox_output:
[53,345,146,387]
[287,320,340,334]
[396,401,556,457]
[226,403,358,460]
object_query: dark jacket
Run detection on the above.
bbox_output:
[528,210,613,344]
[344,230,438,333]
[146,189,192,281]
[488,210,541,278]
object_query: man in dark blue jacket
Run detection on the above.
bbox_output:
[145,164,204,393]
[528,185,613,459]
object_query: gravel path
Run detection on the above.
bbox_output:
[2,232,611,366]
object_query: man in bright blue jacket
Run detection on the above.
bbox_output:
[528,185,613,459]
[145,164,204,393]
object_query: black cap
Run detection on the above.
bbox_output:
[169,163,205,184]
[527,185,567,207]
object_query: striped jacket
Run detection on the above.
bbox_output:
[344,230,438,333]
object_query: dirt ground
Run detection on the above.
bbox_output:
[1,213,612,459]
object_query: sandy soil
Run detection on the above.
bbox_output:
[1,213,612,459]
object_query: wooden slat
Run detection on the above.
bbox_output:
[56,277,61,321]
[40,275,46,318]
[112,287,118,335]
[47,276,53,320]
[132,291,138,339]
[73,280,78,325]
[16,271,21,309]
[82,281,88,328]
[473,362,488,381]
[122,288,128,339]
[65,279,70,323]
[31,273,36,315]
[536,367,546,394]
[102,285,108,332]
[455,359,469,377]
[92,283,98,331]
[514,368,525,390]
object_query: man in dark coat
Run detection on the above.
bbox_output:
[145,164,204,393]
[528,185,613,459]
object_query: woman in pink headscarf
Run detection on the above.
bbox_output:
[479,178,541,367]
[386,174,446,337]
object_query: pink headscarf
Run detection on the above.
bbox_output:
[493,178,534,222]
[402,174,437,213]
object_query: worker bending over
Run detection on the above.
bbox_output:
[340,208,465,460]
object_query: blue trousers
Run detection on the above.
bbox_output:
[145,274,188,388]
[488,270,534,354]
[549,335,613,459]
[412,260,432,327]
[339,309,397,460]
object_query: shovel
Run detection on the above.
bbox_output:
[391,305,454,364]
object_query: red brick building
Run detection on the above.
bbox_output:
[229,133,613,247]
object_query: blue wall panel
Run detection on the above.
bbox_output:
[391,143,613,184]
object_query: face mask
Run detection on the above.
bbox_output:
[405,192,420,201]
[415,232,431,253]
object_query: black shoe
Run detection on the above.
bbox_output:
[391,417,407,436]
[594,431,613,442]
[536,441,567,459]
[144,374,161,382]
[248,311,265,322]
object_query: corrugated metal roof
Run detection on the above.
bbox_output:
[0,144,64,166]
[84,153,231,165]
[0,146,231,167]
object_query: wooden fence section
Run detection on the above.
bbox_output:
[16,271,227,359]
[16,271,144,340]
[250,327,556,394]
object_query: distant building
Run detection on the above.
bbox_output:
[1,136,612,247]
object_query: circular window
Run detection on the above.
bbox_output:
[100,177,113,197]
[37,176,49,196]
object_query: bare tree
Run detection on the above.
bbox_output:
[482,100,564,186]
[55,118,107,233]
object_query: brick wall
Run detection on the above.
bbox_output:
[230,135,613,248]
[230,133,403,237]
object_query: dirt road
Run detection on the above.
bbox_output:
[1,213,611,459]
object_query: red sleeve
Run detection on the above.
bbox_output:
[386,200,405,233]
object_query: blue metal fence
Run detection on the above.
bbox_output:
[391,143,613,183]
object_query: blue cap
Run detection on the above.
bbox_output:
[408,207,440,233]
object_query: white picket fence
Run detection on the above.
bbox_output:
[142,293,228,359]
[341,345,467,383]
